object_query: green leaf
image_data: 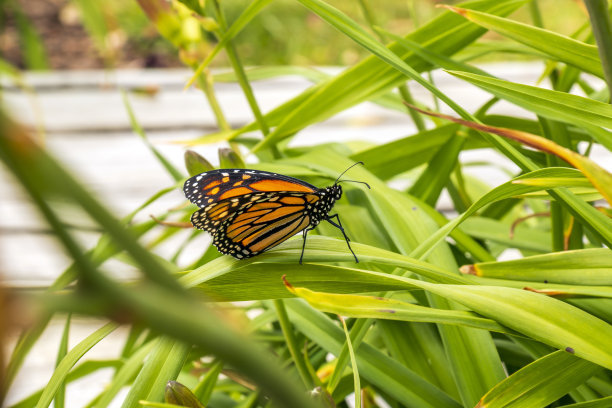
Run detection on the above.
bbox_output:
[460,216,551,253]
[195,250,612,371]
[351,124,461,180]
[12,1,49,70]
[477,350,600,408]
[53,314,71,408]
[339,317,360,408]
[186,0,275,87]
[464,248,612,285]
[406,103,612,206]
[193,359,223,404]
[285,282,516,335]
[445,6,604,78]
[558,396,612,408]
[446,70,612,138]
[94,341,157,408]
[122,338,189,407]
[36,323,118,408]
[234,0,525,149]
[123,92,184,182]
[376,27,493,77]
[409,133,466,206]
[410,168,612,259]
[286,300,462,408]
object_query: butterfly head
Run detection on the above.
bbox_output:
[328,184,342,200]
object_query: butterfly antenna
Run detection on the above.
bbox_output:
[334,161,365,185]
[338,179,371,189]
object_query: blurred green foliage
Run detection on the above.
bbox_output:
[2,1,612,408]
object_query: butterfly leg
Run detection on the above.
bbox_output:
[325,214,358,263]
[300,226,316,265]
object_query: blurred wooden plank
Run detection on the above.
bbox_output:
[3,62,550,134]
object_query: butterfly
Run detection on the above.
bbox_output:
[183,162,369,263]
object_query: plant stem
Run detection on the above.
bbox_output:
[584,0,612,103]
[358,0,426,131]
[197,70,231,131]
[274,299,314,389]
[529,0,544,28]
[210,0,281,159]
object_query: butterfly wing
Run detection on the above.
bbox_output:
[212,192,323,258]
[184,169,318,208]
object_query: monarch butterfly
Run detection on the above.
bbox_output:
[183,162,369,263]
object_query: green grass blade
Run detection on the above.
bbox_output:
[122,338,190,407]
[35,323,119,408]
[122,92,184,182]
[193,359,223,404]
[477,350,600,408]
[351,124,460,180]
[377,27,493,77]
[585,0,612,100]
[255,0,504,152]
[339,317,360,408]
[416,284,612,371]
[94,341,157,408]
[558,396,612,408]
[186,0,275,88]
[447,70,612,136]
[408,133,466,206]
[464,248,612,285]
[410,167,593,259]
[53,314,71,408]
[460,216,551,253]
[286,300,461,408]
[235,0,524,149]
[285,281,516,335]
[3,313,53,397]
[445,6,604,78]
[12,2,49,70]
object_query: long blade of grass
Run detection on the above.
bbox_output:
[186,0,275,88]
[35,323,119,408]
[235,0,524,150]
[53,314,71,408]
[376,27,493,77]
[408,133,466,206]
[476,350,600,408]
[350,124,461,180]
[463,248,612,285]
[0,113,326,408]
[189,244,612,370]
[339,317,360,408]
[558,396,612,408]
[409,167,612,259]
[94,341,157,408]
[446,70,612,146]
[254,0,525,153]
[284,279,515,335]
[444,6,604,78]
[122,92,184,182]
[584,0,612,100]
[406,104,612,205]
[286,300,462,408]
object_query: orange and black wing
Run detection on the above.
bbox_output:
[211,192,323,259]
[184,169,319,234]
[184,169,317,208]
